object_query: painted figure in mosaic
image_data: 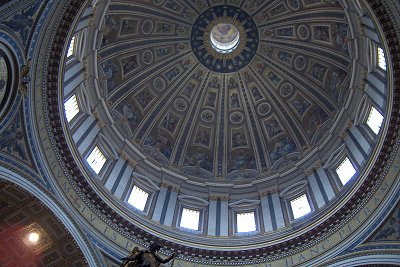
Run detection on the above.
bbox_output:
[0,116,26,160]
[121,244,175,267]
[230,92,240,108]
[3,1,41,44]
[270,137,296,162]
[122,103,140,127]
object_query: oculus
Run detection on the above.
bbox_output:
[191,5,259,73]
[210,23,240,53]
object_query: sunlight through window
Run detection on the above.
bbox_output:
[127,186,149,211]
[236,212,256,232]
[290,194,311,219]
[180,208,200,230]
[336,157,356,185]
[64,94,79,122]
[86,146,106,174]
[377,47,386,70]
[67,35,76,58]
[366,107,384,135]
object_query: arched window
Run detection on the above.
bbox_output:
[64,94,80,122]
[127,186,149,211]
[366,106,384,135]
[377,46,386,70]
[236,211,256,233]
[67,35,76,58]
[290,194,311,220]
[180,208,200,230]
[335,157,357,186]
[86,145,107,174]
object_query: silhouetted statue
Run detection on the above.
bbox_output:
[121,244,176,267]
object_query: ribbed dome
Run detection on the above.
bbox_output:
[59,0,392,262]
[91,1,355,183]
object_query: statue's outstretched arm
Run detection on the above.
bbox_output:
[158,253,176,264]
[122,251,143,261]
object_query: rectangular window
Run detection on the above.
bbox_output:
[377,47,386,70]
[366,106,384,135]
[336,157,356,185]
[180,208,200,230]
[67,35,76,58]
[86,146,107,174]
[127,186,149,211]
[290,194,311,219]
[64,94,80,122]
[236,212,256,232]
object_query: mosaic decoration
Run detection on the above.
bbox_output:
[2,1,43,45]
[230,112,243,124]
[174,99,187,111]
[279,83,293,98]
[31,0,400,263]
[287,0,300,10]
[369,202,400,242]
[194,126,212,148]
[92,0,356,179]
[121,55,139,75]
[201,110,214,123]
[120,19,139,36]
[294,55,307,70]
[0,52,8,108]
[264,117,284,139]
[0,109,34,167]
[312,25,331,43]
[191,5,259,73]
[269,136,297,164]
[231,128,248,148]
[257,103,271,116]
[142,50,153,64]
[297,25,310,40]
[291,94,312,117]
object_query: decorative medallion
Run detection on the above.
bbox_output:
[174,98,187,111]
[191,5,259,73]
[257,102,271,116]
[142,20,153,34]
[294,55,307,70]
[142,50,153,64]
[201,110,214,122]
[279,83,293,98]
[153,77,166,91]
[297,25,310,40]
[230,111,244,124]
[287,0,300,11]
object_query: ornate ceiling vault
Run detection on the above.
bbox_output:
[19,0,400,265]
[85,0,361,189]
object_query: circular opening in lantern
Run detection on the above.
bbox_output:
[210,23,240,53]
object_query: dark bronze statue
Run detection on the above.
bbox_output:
[121,244,176,267]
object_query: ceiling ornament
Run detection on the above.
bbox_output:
[191,5,259,72]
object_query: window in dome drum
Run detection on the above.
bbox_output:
[377,47,386,70]
[236,212,256,232]
[64,94,79,122]
[336,157,356,186]
[86,146,107,174]
[366,106,384,135]
[128,186,149,211]
[290,194,311,219]
[180,208,200,230]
